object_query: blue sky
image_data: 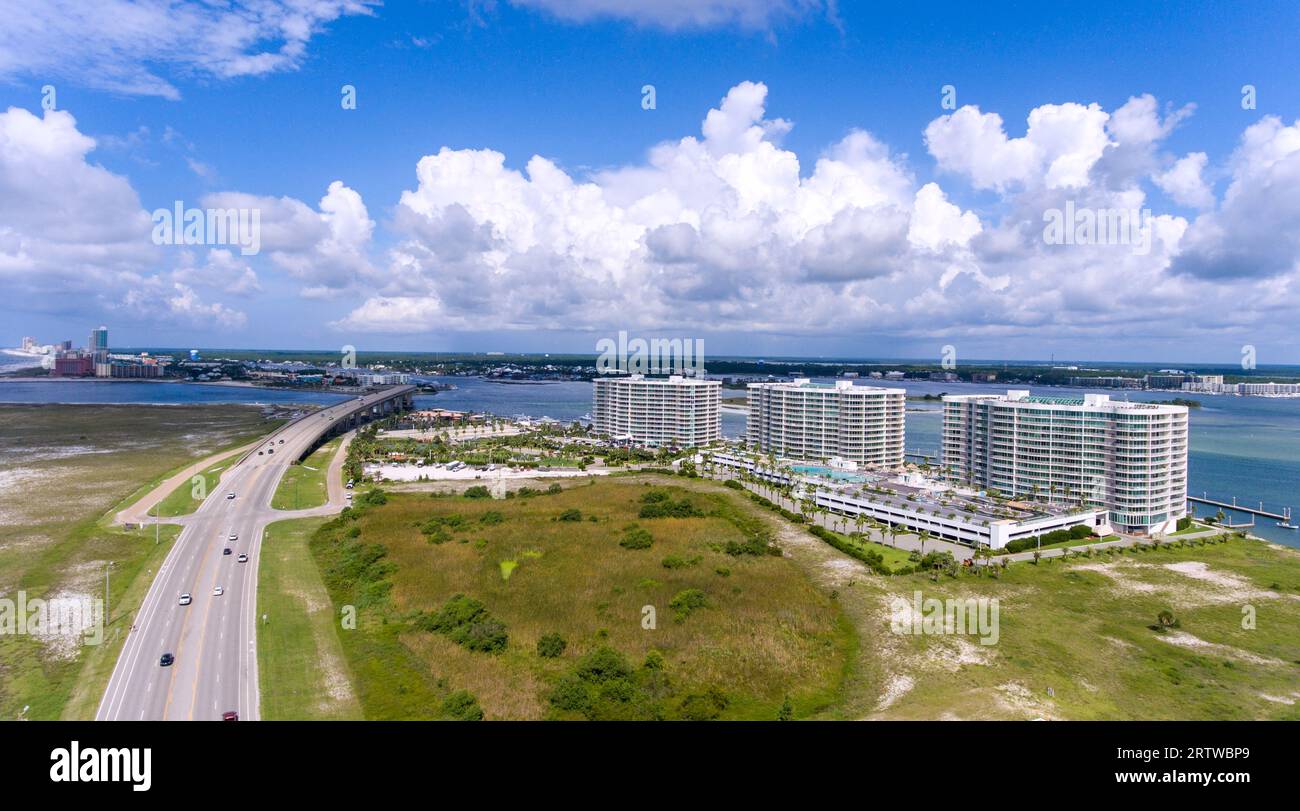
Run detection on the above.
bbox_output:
[2,0,1299,362]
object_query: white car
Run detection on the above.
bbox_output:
[212,586,224,597]
[178,593,192,606]
[226,492,236,499]
[228,532,238,541]
[345,492,353,501]
[237,553,248,563]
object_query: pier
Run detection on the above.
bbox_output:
[1187,495,1291,522]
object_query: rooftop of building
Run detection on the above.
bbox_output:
[747,377,905,395]
[943,389,1189,414]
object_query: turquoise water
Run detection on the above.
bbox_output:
[2,375,1296,547]
[790,465,867,482]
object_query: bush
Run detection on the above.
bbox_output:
[723,479,744,490]
[618,524,654,550]
[537,632,567,658]
[463,485,491,499]
[675,688,729,720]
[479,510,505,525]
[440,690,483,721]
[557,508,583,522]
[416,594,508,654]
[669,588,707,622]
[660,554,699,569]
[638,489,705,518]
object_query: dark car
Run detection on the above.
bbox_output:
[160,653,175,667]
[267,448,274,454]
[223,548,232,556]
[222,711,239,721]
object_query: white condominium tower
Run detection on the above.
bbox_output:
[747,379,906,467]
[592,374,721,447]
[941,390,1189,534]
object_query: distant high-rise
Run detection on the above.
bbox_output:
[88,326,109,359]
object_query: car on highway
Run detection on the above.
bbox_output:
[222,711,239,721]
[237,553,248,563]
[228,532,238,541]
[178,593,191,606]
[160,653,174,667]
[226,492,236,499]
[268,448,274,454]
[212,586,224,596]
[278,439,284,444]
[223,547,232,556]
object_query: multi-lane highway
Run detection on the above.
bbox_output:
[96,387,413,721]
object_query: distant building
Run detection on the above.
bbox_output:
[942,390,1189,535]
[970,372,997,384]
[1144,373,1190,389]
[95,361,161,378]
[88,325,108,353]
[593,374,720,447]
[52,354,93,376]
[929,371,957,382]
[747,378,905,468]
[21,336,36,352]
[1068,375,1143,389]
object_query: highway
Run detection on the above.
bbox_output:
[96,386,413,721]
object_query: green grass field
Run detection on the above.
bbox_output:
[271,438,341,511]
[0,404,278,720]
[257,516,363,720]
[308,478,849,719]
[154,460,233,517]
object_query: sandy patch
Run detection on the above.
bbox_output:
[1162,560,1293,604]
[994,681,1057,719]
[1156,630,1287,666]
[1071,561,1161,594]
[875,674,914,710]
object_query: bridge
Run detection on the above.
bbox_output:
[97,385,416,722]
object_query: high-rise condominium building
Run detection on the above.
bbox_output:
[88,325,109,357]
[941,390,1189,534]
[592,374,720,447]
[747,379,906,467]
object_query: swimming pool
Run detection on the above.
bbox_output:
[790,465,867,482]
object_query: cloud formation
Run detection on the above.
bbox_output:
[0,0,376,98]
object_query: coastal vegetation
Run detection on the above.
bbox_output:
[0,404,279,720]
[305,478,848,719]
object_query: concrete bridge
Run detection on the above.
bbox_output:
[234,384,417,466]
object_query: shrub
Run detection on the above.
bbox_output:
[416,594,508,654]
[618,524,654,550]
[440,690,484,721]
[463,485,491,499]
[675,687,728,720]
[547,483,562,494]
[660,554,699,569]
[558,508,583,522]
[479,510,505,525]
[537,632,567,658]
[669,588,707,622]
[638,489,705,518]
[723,479,744,490]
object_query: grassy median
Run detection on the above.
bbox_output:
[271,438,341,511]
